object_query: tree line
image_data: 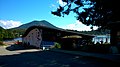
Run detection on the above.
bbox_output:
[0,28,25,41]
[66,29,110,35]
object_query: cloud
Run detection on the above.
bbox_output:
[51,4,56,7]
[0,20,22,29]
[58,0,67,6]
[62,20,98,31]
[50,4,56,9]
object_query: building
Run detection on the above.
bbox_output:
[22,26,94,49]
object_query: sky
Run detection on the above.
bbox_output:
[0,0,98,31]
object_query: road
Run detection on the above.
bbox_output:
[0,45,119,67]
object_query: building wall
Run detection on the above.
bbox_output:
[22,28,42,48]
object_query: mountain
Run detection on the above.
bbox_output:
[0,26,4,29]
[13,20,60,30]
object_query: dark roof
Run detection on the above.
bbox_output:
[22,26,94,38]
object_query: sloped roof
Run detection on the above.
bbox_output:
[22,25,94,38]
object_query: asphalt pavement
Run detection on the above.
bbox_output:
[50,49,120,63]
[0,45,120,67]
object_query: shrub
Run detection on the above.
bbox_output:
[0,41,5,46]
[54,42,61,48]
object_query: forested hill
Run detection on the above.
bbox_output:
[0,26,4,29]
[66,29,110,35]
[0,20,60,40]
[80,30,110,35]
[13,20,59,29]
[0,26,25,41]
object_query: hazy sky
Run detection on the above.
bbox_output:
[0,0,97,30]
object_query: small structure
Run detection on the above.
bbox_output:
[92,35,110,44]
[22,26,94,49]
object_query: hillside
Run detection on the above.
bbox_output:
[13,20,59,30]
[0,20,61,40]
[0,26,4,29]
[66,29,110,35]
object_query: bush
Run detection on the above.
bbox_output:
[54,42,61,48]
[0,41,5,46]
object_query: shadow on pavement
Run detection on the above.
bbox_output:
[0,50,119,67]
[6,44,34,51]
[0,51,47,67]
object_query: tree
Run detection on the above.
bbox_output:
[51,0,120,29]
[52,0,120,53]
